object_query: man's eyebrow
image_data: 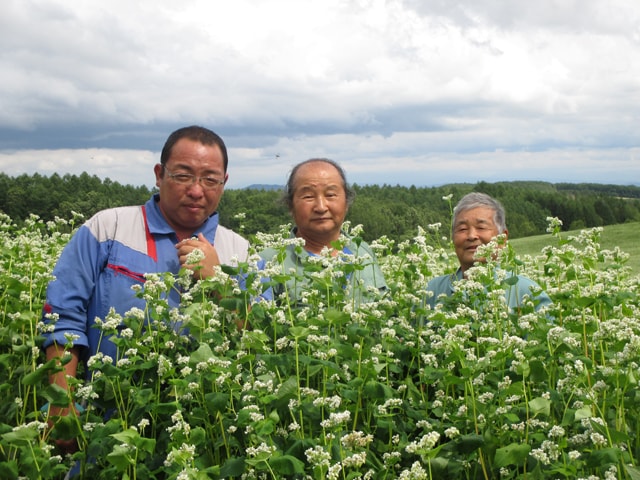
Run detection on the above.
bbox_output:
[172,164,223,175]
[297,183,341,192]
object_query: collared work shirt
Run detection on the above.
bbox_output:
[42,194,251,366]
[260,233,387,305]
[426,268,553,313]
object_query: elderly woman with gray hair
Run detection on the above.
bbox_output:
[426,192,552,313]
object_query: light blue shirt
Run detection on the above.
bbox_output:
[426,267,552,313]
[259,230,387,305]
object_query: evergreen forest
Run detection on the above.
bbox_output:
[1,171,639,243]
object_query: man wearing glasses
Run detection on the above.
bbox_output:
[41,125,258,455]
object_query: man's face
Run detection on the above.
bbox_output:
[452,206,505,272]
[290,161,348,247]
[153,138,227,238]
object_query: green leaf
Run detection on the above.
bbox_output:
[624,465,640,480]
[364,380,393,401]
[110,428,155,455]
[587,448,620,468]
[21,358,59,386]
[289,326,309,338]
[494,442,531,468]
[190,343,215,364]
[528,396,551,417]
[0,460,18,480]
[49,414,82,440]
[107,443,136,470]
[528,360,548,382]
[276,376,298,400]
[454,434,484,454]
[269,454,306,475]
[574,406,593,420]
[575,296,595,308]
[111,428,139,444]
[205,392,230,414]
[0,353,13,370]
[255,418,276,436]
[514,360,530,377]
[503,275,519,286]
[191,426,206,446]
[324,308,350,325]
[220,457,246,477]
[2,426,38,445]
[42,383,73,407]
[133,387,154,407]
[220,297,245,311]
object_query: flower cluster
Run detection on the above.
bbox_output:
[1,213,640,479]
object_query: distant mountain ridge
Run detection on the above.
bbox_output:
[2,172,640,245]
[245,184,282,191]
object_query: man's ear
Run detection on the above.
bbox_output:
[503,228,509,240]
[153,164,163,187]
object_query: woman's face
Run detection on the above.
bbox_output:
[290,161,348,248]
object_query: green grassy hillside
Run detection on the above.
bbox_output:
[510,221,640,276]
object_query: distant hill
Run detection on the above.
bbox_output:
[510,221,640,276]
[245,184,282,191]
[2,172,639,247]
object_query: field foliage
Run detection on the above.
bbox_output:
[3,171,640,245]
[1,210,639,479]
[511,222,640,275]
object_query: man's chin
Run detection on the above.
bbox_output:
[180,216,207,229]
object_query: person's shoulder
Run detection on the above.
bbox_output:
[507,272,542,288]
[348,237,376,255]
[212,225,250,264]
[427,273,452,290]
[84,205,142,230]
[258,243,300,264]
[258,246,279,261]
[214,224,248,245]
[79,205,147,244]
[85,204,141,223]
[355,238,374,249]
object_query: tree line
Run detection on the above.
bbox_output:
[1,172,639,243]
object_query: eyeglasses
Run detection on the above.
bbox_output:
[163,167,225,190]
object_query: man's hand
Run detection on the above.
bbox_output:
[176,233,221,280]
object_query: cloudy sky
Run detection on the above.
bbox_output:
[1,0,639,189]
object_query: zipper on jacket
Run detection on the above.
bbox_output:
[107,264,147,283]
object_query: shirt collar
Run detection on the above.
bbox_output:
[289,227,353,259]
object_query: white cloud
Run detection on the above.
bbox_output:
[2,143,637,190]
[1,0,639,188]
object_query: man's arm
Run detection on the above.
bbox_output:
[45,344,81,454]
[46,344,80,399]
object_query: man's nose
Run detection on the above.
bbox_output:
[313,196,328,210]
[186,181,205,196]
[467,227,479,239]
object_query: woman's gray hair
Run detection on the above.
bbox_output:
[453,192,507,233]
[283,158,356,210]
